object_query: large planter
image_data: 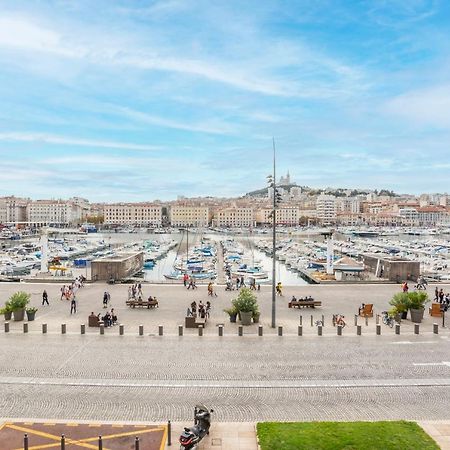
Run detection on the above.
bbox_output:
[253,313,260,323]
[26,311,36,321]
[401,310,408,320]
[240,311,253,326]
[229,313,237,323]
[410,308,425,324]
[13,308,25,321]
[4,311,12,321]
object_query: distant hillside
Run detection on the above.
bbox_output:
[245,185,398,198]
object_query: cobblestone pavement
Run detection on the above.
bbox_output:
[2,282,450,425]
[0,333,450,422]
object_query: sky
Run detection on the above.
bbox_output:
[1,0,450,202]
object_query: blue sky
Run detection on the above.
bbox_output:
[0,0,449,201]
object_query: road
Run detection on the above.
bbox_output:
[1,334,450,422]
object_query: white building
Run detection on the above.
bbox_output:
[104,203,162,226]
[27,200,82,226]
[336,197,361,214]
[316,194,337,224]
[0,196,28,225]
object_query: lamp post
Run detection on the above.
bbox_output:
[267,139,282,328]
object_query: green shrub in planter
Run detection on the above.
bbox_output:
[232,288,259,326]
[389,293,410,319]
[223,306,238,323]
[8,291,31,322]
[408,291,429,323]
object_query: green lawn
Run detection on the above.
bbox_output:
[257,421,439,450]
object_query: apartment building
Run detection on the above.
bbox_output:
[27,200,82,225]
[255,206,300,225]
[0,196,28,225]
[169,205,210,227]
[214,207,255,227]
[104,203,162,226]
[316,194,337,224]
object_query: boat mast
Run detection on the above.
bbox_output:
[186,228,189,270]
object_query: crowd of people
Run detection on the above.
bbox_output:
[435,287,450,310]
[89,309,118,327]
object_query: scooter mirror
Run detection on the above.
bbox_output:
[210,409,214,413]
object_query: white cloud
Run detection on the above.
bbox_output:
[0,132,160,151]
[385,84,450,128]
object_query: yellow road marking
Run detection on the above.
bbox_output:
[7,424,101,450]
[43,423,56,426]
[0,422,10,432]
[66,423,78,427]
[159,425,168,450]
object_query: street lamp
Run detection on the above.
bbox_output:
[267,139,282,328]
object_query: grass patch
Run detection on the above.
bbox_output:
[257,421,439,450]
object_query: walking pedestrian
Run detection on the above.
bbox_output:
[103,291,109,308]
[70,297,77,314]
[42,290,49,306]
[435,287,439,301]
[183,273,189,287]
[276,281,283,296]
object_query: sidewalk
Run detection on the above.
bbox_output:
[169,422,258,449]
[419,421,450,449]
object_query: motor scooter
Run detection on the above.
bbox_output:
[179,405,213,450]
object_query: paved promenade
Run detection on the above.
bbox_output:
[1,281,450,448]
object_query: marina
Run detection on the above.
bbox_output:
[0,226,449,285]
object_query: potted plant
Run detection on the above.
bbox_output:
[388,307,401,323]
[408,291,429,323]
[0,303,13,321]
[232,287,259,326]
[26,307,38,321]
[8,291,31,322]
[389,293,410,320]
[223,306,238,323]
[252,309,260,323]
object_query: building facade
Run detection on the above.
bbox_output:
[104,203,162,226]
[169,205,210,227]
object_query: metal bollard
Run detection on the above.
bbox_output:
[258,325,263,336]
[395,324,400,335]
[278,326,283,336]
[298,325,303,336]
[238,325,243,336]
[24,433,28,450]
[4,322,9,333]
[414,324,420,335]
[61,434,65,450]
[433,323,439,334]
[135,437,140,450]
[179,325,183,336]
[139,325,144,336]
[299,315,302,326]
[318,325,322,336]
[100,324,104,335]
[98,435,103,450]
[23,323,28,333]
[119,324,124,335]
[158,325,163,336]
[42,323,47,334]
[61,323,66,334]
[321,315,324,326]
[167,420,172,446]
[337,325,342,336]
[357,325,361,336]
[365,316,369,326]
[376,314,380,325]
[311,315,313,326]
[376,324,381,335]
[354,315,358,326]
[218,325,223,337]
[198,325,203,336]
[81,324,85,335]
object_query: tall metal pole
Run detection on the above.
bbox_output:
[271,138,276,328]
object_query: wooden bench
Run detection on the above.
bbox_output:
[88,315,104,327]
[429,303,443,317]
[185,316,207,328]
[289,300,322,309]
[358,304,373,318]
[126,299,159,309]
